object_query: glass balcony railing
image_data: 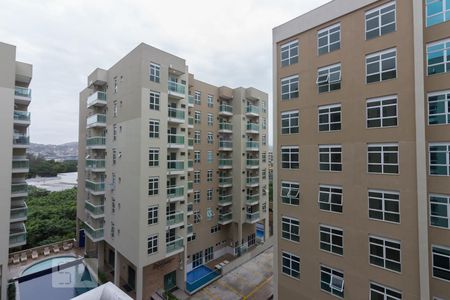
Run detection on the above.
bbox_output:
[168,134,185,145]
[166,236,184,253]
[188,181,193,190]
[167,160,184,171]
[14,111,30,122]
[168,107,185,120]
[85,180,105,193]
[167,211,184,226]
[168,81,186,95]
[187,224,193,235]
[9,224,27,247]
[12,159,29,170]
[246,123,259,132]
[86,136,106,147]
[219,194,232,205]
[188,138,194,147]
[246,212,260,222]
[246,177,259,185]
[219,140,233,149]
[219,123,232,131]
[87,91,107,107]
[219,159,232,168]
[219,104,233,114]
[13,135,29,146]
[246,105,259,114]
[87,114,106,127]
[85,200,105,215]
[188,117,194,126]
[86,159,105,169]
[15,87,31,98]
[246,159,259,167]
[167,186,184,198]
[83,221,104,240]
[188,160,194,169]
[188,95,194,105]
[187,203,193,214]
[219,212,232,223]
[10,203,27,220]
[246,194,259,204]
[246,141,259,150]
[219,177,232,186]
[11,183,28,195]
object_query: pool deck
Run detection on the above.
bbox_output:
[190,246,273,300]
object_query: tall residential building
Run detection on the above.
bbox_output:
[273,0,450,299]
[77,43,269,300]
[0,42,32,300]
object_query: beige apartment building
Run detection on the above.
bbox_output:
[273,0,450,299]
[0,42,32,300]
[77,43,269,299]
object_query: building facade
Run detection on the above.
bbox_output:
[0,42,32,300]
[273,0,450,299]
[77,43,269,299]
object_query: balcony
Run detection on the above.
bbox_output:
[86,136,106,149]
[12,157,29,173]
[83,221,104,242]
[167,160,185,175]
[13,134,30,148]
[86,159,106,172]
[187,203,193,216]
[246,176,259,187]
[166,236,184,254]
[219,123,232,133]
[11,183,28,197]
[246,211,260,224]
[219,176,232,188]
[168,107,185,124]
[187,224,193,236]
[246,194,259,206]
[246,141,259,151]
[218,212,232,225]
[219,104,233,116]
[13,111,30,127]
[246,123,259,133]
[219,194,232,206]
[168,134,185,149]
[188,138,194,149]
[246,159,259,169]
[10,202,28,222]
[188,117,194,128]
[219,140,233,151]
[167,211,184,228]
[188,95,194,107]
[85,180,105,195]
[86,114,106,128]
[246,105,259,117]
[188,160,194,171]
[14,87,31,105]
[219,159,232,169]
[9,223,27,248]
[187,181,193,193]
[167,186,184,202]
[87,91,107,108]
[168,81,186,99]
[85,200,105,218]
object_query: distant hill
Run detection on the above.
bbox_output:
[29,142,78,161]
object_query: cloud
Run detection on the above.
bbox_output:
[1,0,329,144]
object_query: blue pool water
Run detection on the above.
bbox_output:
[186,265,220,294]
[18,258,97,300]
[256,229,264,239]
[22,256,77,276]
[187,265,212,283]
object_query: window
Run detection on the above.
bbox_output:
[369,236,401,272]
[367,96,398,128]
[430,194,450,229]
[207,170,213,182]
[366,49,397,83]
[194,91,201,105]
[365,1,396,39]
[150,63,160,83]
[319,185,343,213]
[194,171,200,183]
[429,90,450,125]
[262,100,266,113]
[262,135,267,145]
[426,0,450,27]
[320,265,344,297]
[316,64,341,93]
[370,282,402,300]
[282,216,300,242]
[204,247,214,262]
[262,169,267,179]
[317,24,340,55]
[207,132,214,144]
[281,75,299,100]
[188,233,196,242]
[432,245,450,281]
[147,234,158,255]
[429,143,450,175]
[194,131,201,144]
[369,190,400,223]
[262,118,267,129]
[207,151,213,163]
[113,124,117,141]
[368,143,399,174]
[319,145,342,172]
[205,95,213,108]
[318,104,341,132]
[281,146,299,169]
[281,251,300,279]
[192,251,203,268]
[206,208,213,220]
[194,191,200,203]
[149,91,160,110]
[149,120,160,138]
[262,152,267,163]
[194,111,201,124]
[207,189,213,201]
[194,151,201,163]
[113,101,118,117]
[427,39,450,75]
[248,233,256,247]
[148,177,159,196]
[207,113,213,126]
[280,40,299,67]
[281,110,299,134]
[114,77,118,94]
[193,210,201,224]
[148,206,158,225]
[112,148,117,165]
[210,224,221,233]
[149,148,159,166]
[320,225,343,255]
[281,181,300,205]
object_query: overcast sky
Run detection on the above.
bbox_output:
[1,0,329,145]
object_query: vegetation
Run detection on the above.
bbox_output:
[25,187,76,248]
[28,154,77,178]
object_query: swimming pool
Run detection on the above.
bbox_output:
[22,256,78,276]
[186,265,220,294]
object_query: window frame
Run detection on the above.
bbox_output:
[149,63,160,83]
[426,0,450,27]
[148,205,158,225]
[207,94,214,107]
[147,234,158,255]
[368,189,400,224]
[320,265,344,297]
[427,38,450,75]
[367,143,399,174]
[432,244,450,282]
[365,1,397,40]
[280,40,299,67]
[149,119,160,138]
[281,216,300,243]
[149,91,160,110]
[317,23,341,55]
[366,48,397,84]
[316,63,342,93]
[281,181,300,205]
[429,143,450,176]
[366,95,398,128]
[281,110,300,134]
[148,177,159,196]
[281,146,300,169]
[429,194,450,229]
[149,148,160,167]
[319,144,342,172]
[318,185,343,213]
[281,251,300,280]
[319,224,344,256]
[281,75,299,100]
[428,90,450,125]
[369,282,402,300]
[194,91,201,105]
[318,104,342,132]
[369,235,402,273]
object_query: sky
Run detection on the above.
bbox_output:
[1,0,330,145]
